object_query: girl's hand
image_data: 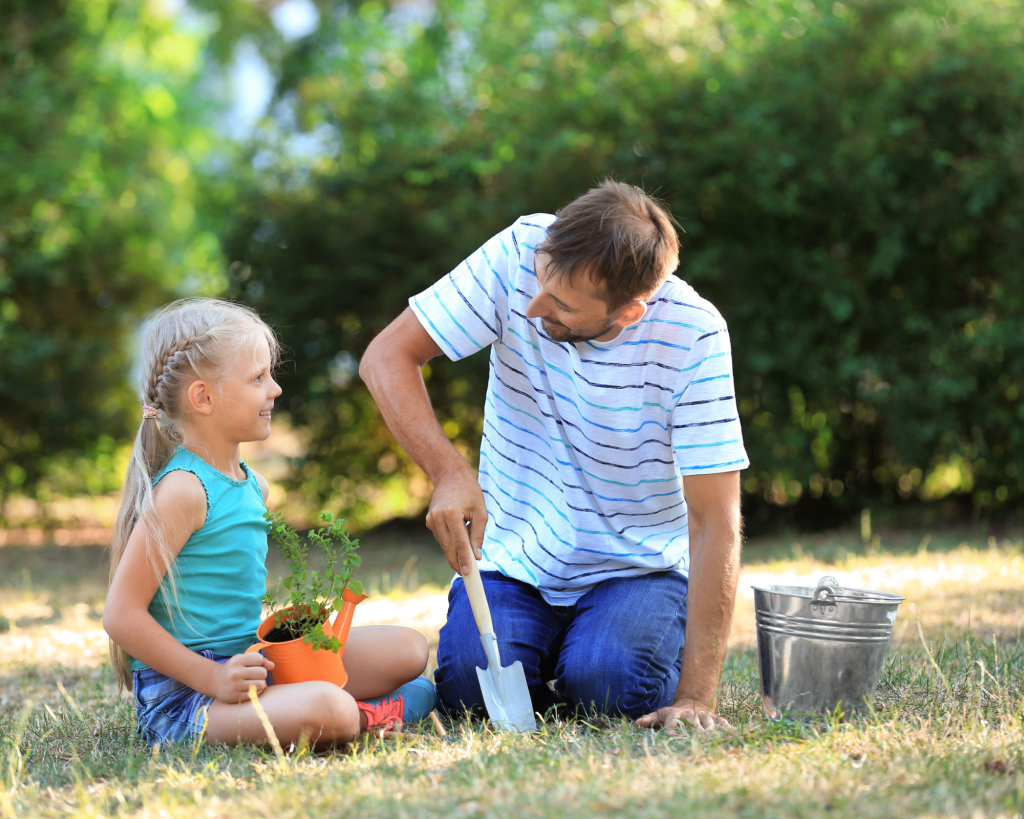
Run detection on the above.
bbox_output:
[212,654,275,703]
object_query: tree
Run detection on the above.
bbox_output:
[0,0,224,509]
[225,0,1024,528]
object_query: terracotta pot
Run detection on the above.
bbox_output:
[245,588,367,687]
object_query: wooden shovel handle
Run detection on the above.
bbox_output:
[462,554,494,636]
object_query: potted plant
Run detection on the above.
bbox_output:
[245,511,367,687]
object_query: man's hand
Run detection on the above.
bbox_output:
[212,654,274,703]
[635,696,730,732]
[425,464,488,575]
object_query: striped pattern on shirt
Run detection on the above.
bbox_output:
[409,213,749,605]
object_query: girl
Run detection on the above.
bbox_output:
[104,298,434,748]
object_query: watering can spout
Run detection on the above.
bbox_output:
[330,587,368,646]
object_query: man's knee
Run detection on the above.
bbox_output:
[557,572,687,717]
[435,621,548,714]
[435,627,486,714]
[558,637,677,718]
[435,574,557,716]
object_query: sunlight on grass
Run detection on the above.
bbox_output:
[1,529,1022,818]
[733,538,1024,648]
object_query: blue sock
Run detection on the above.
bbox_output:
[361,676,436,724]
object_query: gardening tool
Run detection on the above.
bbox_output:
[463,556,537,733]
[429,711,449,739]
[752,575,904,720]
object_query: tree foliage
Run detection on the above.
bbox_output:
[223,0,1024,528]
[5,0,1023,531]
[0,0,224,505]
[653,0,1024,526]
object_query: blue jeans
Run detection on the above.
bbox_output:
[435,571,688,719]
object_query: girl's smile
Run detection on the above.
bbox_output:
[214,336,282,442]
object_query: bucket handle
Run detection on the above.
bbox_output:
[810,584,837,615]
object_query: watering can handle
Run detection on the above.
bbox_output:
[462,555,494,637]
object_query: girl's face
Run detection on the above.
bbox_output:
[215,335,282,442]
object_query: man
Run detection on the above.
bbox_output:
[360,180,747,730]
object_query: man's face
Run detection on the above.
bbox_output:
[526,254,646,344]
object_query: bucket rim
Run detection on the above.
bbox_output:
[751,583,906,604]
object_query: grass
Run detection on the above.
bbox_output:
[1,527,1022,818]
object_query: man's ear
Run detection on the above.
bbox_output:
[615,299,648,328]
[186,379,215,416]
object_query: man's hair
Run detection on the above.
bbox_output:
[538,179,680,310]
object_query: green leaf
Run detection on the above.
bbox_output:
[264,509,362,637]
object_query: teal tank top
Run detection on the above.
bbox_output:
[129,446,268,671]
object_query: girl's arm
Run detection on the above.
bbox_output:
[103,470,272,702]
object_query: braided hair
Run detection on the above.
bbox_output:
[108,298,279,691]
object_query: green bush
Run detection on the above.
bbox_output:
[658,0,1024,527]
[223,0,1024,528]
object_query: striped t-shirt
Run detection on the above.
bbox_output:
[410,213,749,605]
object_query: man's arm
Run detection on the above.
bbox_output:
[360,307,487,575]
[635,470,742,731]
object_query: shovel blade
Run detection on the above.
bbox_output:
[476,660,537,733]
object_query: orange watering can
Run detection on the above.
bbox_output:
[246,588,367,687]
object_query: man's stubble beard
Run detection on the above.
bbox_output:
[541,318,618,345]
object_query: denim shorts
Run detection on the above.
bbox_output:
[133,649,276,747]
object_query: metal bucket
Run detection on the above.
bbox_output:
[753,576,904,719]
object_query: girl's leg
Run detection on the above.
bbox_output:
[204,681,361,747]
[341,625,429,700]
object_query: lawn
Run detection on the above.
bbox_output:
[1,527,1022,818]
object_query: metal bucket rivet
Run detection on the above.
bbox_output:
[753,576,905,720]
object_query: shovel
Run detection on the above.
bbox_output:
[462,555,538,733]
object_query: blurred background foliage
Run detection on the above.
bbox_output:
[2,0,1023,533]
[0,0,226,502]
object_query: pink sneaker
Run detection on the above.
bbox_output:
[357,696,404,734]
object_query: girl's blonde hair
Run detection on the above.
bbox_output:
[108,298,280,691]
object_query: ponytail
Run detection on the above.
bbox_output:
[107,417,178,691]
